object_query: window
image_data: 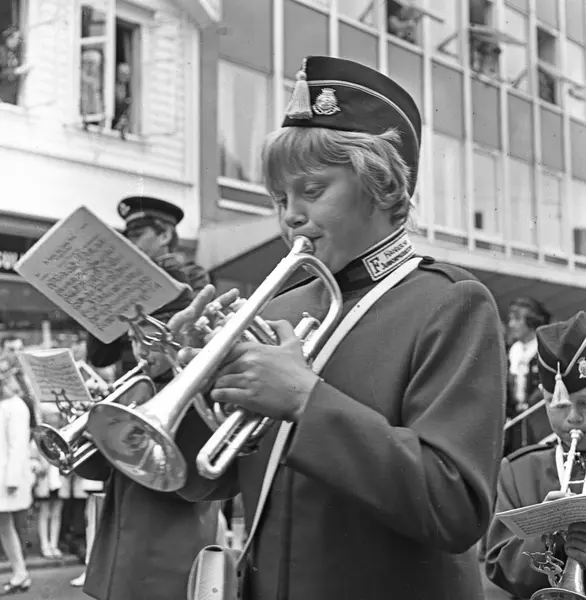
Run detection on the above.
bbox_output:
[509,158,536,245]
[432,133,466,231]
[430,0,460,61]
[473,151,501,236]
[0,0,27,106]
[338,0,377,28]
[571,179,586,255]
[78,1,142,138]
[387,1,421,46]
[566,40,586,121]
[469,0,501,77]
[504,7,529,91]
[218,61,270,185]
[540,171,563,252]
[536,26,558,104]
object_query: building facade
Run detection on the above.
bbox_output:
[201,0,586,320]
[0,0,219,342]
[2,0,586,343]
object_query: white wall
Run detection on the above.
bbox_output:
[0,0,201,238]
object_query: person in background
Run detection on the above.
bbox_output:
[486,310,586,598]
[0,359,33,594]
[86,196,210,380]
[505,297,552,455]
[31,404,65,560]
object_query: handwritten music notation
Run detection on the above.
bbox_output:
[15,206,187,344]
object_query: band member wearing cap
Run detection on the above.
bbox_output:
[486,311,586,598]
[505,297,552,455]
[86,196,210,379]
[169,56,506,600]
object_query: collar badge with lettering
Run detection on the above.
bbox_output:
[313,88,341,116]
[578,357,586,379]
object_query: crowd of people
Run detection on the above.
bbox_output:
[0,54,585,600]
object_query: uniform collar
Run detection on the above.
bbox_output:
[334,227,416,293]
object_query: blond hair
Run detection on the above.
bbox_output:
[262,127,414,226]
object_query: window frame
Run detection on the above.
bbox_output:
[74,0,147,139]
[539,168,564,254]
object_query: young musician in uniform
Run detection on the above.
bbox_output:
[86,196,210,378]
[486,310,586,599]
[168,56,507,600]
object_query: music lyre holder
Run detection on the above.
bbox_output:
[51,388,87,423]
[118,305,182,371]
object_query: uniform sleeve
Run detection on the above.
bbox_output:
[4,399,31,487]
[73,448,113,482]
[173,409,240,503]
[485,458,551,597]
[86,332,123,369]
[285,279,506,553]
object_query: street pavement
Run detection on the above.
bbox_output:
[0,562,511,600]
[1,565,86,600]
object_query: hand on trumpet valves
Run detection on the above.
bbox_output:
[167,284,241,363]
[564,522,586,569]
[210,319,321,423]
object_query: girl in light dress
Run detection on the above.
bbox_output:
[0,362,33,594]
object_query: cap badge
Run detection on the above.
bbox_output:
[119,202,130,217]
[313,88,341,116]
[578,357,586,379]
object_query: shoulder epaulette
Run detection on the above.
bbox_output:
[417,256,479,284]
[507,441,555,463]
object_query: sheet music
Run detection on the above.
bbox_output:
[18,348,93,406]
[496,495,586,539]
[15,206,187,343]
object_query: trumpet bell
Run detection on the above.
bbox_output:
[531,590,586,600]
[33,424,73,473]
[33,375,156,476]
[87,400,187,493]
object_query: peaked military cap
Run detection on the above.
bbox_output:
[537,311,586,395]
[117,196,184,233]
[282,55,422,197]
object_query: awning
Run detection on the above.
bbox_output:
[210,235,586,322]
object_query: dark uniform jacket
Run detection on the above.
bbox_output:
[485,443,576,599]
[86,253,209,376]
[179,258,507,600]
[76,407,222,600]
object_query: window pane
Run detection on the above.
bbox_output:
[509,158,535,245]
[504,8,529,92]
[432,133,466,230]
[387,1,421,46]
[571,179,586,255]
[338,0,377,27]
[473,152,500,236]
[80,45,106,121]
[430,0,461,61]
[218,61,270,185]
[540,171,562,252]
[566,40,586,121]
[81,4,107,38]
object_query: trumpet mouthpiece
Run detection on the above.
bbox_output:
[571,429,584,441]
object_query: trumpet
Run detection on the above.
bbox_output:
[33,363,154,475]
[87,236,343,491]
[529,429,586,600]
